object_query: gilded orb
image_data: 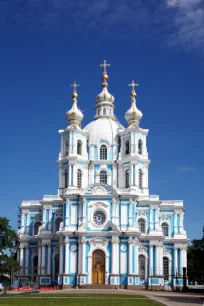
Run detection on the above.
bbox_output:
[103,73,108,81]
[131,91,136,97]
[72,92,78,98]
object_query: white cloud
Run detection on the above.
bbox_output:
[177,166,198,173]
[0,0,204,52]
[166,0,204,51]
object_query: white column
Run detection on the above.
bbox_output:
[180,248,184,275]
[65,238,70,274]
[41,244,46,275]
[78,242,82,274]
[59,241,64,274]
[155,208,160,230]
[135,243,139,275]
[111,238,116,274]
[21,213,24,233]
[20,247,24,272]
[128,200,132,226]
[149,208,153,231]
[25,247,29,275]
[65,200,70,227]
[174,212,177,235]
[160,246,163,276]
[128,238,132,274]
[183,247,187,268]
[81,238,86,274]
[115,238,119,274]
[47,244,51,275]
[180,212,184,233]
[156,245,160,275]
[174,247,178,275]
[149,245,153,275]
[82,199,86,225]
[26,214,29,234]
[130,164,133,186]
[38,244,41,274]
[68,165,72,186]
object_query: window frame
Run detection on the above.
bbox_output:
[77,169,82,188]
[100,145,107,160]
[138,218,146,233]
[139,255,146,281]
[163,257,169,281]
[162,222,169,237]
[138,139,143,155]
[125,139,130,155]
[138,169,143,189]
[100,170,107,184]
[77,140,82,155]
[125,170,129,188]
[65,169,68,188]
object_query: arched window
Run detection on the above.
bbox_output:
[162,223,169,237]
[103,108,106,115]
[163,257,169,281]
[54,254,59,280]
[77,169,82,188]
[125,170,129,188]
[125,139,130,155]
[65,169,68,188]
[55,218,62,232]
[34,222,41,235]
[139,255,146,280]
[138,139,143,155]
[138,169,143,189]
[65,140,69,155]
[100,145,107,160]
[100,170,107,184]
[138,218,146,233]
[77,140,82,155]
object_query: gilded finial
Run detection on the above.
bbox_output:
[100,60,110,85]
[70,81,80,98]
[128,80,139,98]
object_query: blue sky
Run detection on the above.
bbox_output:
[0,0,203,240]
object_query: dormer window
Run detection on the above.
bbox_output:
[100,145,107,160]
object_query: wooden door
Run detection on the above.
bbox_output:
[92,250,105,284]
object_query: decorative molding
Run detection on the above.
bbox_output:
[88,237,109,248]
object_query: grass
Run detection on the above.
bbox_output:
[0,293,163,306]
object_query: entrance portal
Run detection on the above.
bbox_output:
[92,250,105,284]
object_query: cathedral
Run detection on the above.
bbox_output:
[17,61,188,290]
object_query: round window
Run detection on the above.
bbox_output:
[93,211,106,225]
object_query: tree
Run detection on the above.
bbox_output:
[187,237,204,284]
[0,217,20,285]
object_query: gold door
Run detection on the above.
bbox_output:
[92,250,105,284]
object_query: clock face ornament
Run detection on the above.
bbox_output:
[93,211,106,225]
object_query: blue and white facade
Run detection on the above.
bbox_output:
[17,62,188,289]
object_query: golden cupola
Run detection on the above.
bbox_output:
[125,80,143,127]
[66,81,84,127]
[95,60,115,119]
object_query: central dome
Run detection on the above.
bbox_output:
[84,117,124,145]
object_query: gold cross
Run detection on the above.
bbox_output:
[70,81,80,92]
[128,80,139,91]
[100,60,110,73]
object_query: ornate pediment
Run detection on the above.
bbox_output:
[163,247,171,255]
[138,245,147,253]
[88,237,109,248]
[83,183,117,196]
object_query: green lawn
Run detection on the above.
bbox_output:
[0,294,163,306]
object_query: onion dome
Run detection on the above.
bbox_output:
[125,80,143,127]
[66,81,84,127]
[95,60,115,119]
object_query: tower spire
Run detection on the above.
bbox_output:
[100,60,110,88]
[125,80,143,127]
[66,81,84,127]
